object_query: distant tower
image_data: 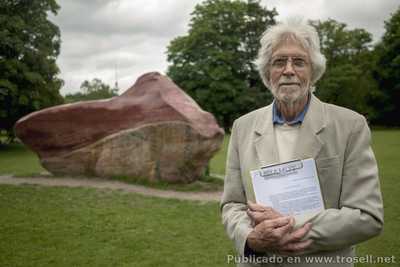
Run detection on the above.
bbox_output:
[114,63,119,93]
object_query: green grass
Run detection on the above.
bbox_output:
[0,130,399,266]
[209,134,229,175]
[0,143,46,176]
[0,185,234,267]
[355,130,400,266]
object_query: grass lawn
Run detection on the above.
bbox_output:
[209,134,230,175]
[0,143,46,176]
[355,129,400,266]
[0,129,399,266]
[0,185,234,267]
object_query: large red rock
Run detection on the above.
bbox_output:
[15,72,224,183]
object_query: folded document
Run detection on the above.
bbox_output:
[250,158,325,218]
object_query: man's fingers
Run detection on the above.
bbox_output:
[271,218,294,238]
[292,223,312,241]
[247,201,269,212]
[247,210,263,226]
[247,202,283,216]
[247,202,283,222]
[262,216,291,229]
[280,222,312,245]
[247,210,265,224]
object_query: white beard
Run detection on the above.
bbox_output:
[270,79,310,104]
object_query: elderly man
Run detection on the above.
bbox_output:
[221,18,383,267]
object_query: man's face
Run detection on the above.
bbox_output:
[269,40,312,103]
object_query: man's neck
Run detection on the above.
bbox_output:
[276,94,309,122]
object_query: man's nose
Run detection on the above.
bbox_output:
[282,60,295,75]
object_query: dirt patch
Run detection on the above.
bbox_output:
[0,175,222,202]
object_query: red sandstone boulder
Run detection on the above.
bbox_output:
[15,72,224,183]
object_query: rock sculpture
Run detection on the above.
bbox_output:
[15,72,224,183]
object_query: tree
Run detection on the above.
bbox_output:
[64,78,118,103]
[311,19,380,121]
[373,6,400,126]
[0,0,64,142]
[166,0,277,130]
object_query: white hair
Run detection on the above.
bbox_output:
[254,17,326,92]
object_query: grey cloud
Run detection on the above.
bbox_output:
[59,31,165,58]
[322,0,399,41]
[53,0,203,95]
[55,0,399,95]
[262,0,399,42]
[53,0,197,37]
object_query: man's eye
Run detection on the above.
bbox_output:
[293,58,306,67]
[272,59,286,67]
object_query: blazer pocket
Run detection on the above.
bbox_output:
[315,156,341,209]
[316,156,340,169]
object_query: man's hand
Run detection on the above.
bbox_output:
[247,216,295,252]
[246,201,313,255]
[247,201,282,226]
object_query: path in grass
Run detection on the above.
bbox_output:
[0,175,222,202]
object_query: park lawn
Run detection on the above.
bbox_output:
[0,129,399,266]
[0,184,235,267]
[0,143,46,176]
[209,134,230,175]
[355,129,400,265]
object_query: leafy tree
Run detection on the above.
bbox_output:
[64,78,118,103]
[312,19,380,121]
[373,6,400,126]
[166,0,277,130]
[0,0,64,142]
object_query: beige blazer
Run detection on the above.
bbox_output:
[220,94,384,267]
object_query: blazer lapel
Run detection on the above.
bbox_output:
[253,94,326,167]
[253,104,279,167]
[292,94,326,160]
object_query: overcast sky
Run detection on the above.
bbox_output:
[50,0,399,95]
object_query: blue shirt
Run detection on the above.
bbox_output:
[272,95,311,125]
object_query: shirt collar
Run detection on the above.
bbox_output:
[272,94,311,125]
